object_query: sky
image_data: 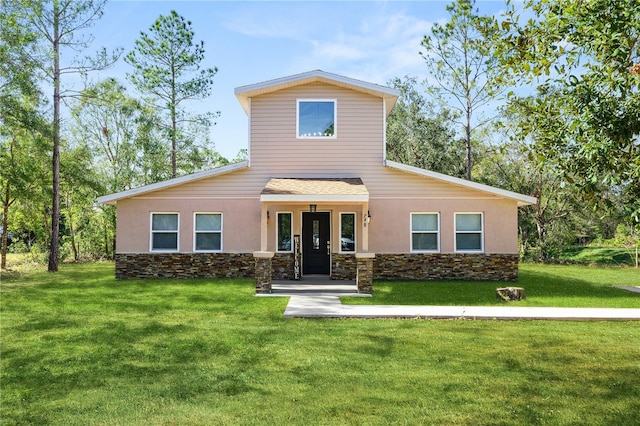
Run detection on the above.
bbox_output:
[83,0,508,160]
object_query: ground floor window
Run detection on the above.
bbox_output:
[194,213,222,252]
[411,213,439,252]
[277,212,292,252]
[340,212,356,252]
[151,213,179,252]
[455,213,483,252]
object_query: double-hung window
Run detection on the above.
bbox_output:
[194,213,222,252]
[297,100,336,138]
[151,213,179,252]
[277,212,292,252]
[411,213,439,252]
[455,213,483,252]
[340,213,356,253]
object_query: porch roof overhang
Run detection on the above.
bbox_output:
[260,178,369,203]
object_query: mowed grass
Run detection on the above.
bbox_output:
[556,246,637,266]
[1,263,640,425]
[344,263,640,308]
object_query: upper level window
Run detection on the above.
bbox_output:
[411,213,439,252]
[297,100,336,138]
[455,213,484,252]
[151,213,179,252]
[194,213,222,252]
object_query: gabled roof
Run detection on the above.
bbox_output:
[385,160,537,207]
[96,161,249,205]
[261,178,369,203]
[234,70,400,116]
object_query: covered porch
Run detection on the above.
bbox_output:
[253,177,375,294]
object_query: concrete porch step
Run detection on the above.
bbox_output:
[258,278,371,297]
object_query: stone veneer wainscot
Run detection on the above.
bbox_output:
[115,252,518,282]
[374,253,518,281]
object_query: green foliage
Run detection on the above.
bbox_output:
[386,76,465,177]
[125,10,219,178]
[490,0,640,223]
[70,78,165,192]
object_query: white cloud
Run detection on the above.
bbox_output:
[292,9,435,85]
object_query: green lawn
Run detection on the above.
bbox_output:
[344,263,640,308]
[554,246,638,266]
[1,263,640,425]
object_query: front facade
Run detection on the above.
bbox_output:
[98,70,536,292]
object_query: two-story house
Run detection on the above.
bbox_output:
[98,70,536,293]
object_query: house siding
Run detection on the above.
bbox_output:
[249,83,384,175]
[106,72,530,283]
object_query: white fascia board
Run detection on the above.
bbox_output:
[97,161,249,205]
[235,70,399,115]
[385,160,537,206]
[260,194,369,203]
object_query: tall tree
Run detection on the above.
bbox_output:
[125,10,219,178]
[21,0,120,271]
[386,76,465,177]
[490,0,640,223]
[420,0,501,180]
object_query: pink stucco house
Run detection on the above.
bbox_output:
[98,70,536,293]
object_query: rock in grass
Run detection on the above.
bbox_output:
[496,287,526,301]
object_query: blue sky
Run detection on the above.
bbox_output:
[85,0,508,159]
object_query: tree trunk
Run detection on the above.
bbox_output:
[48,1,60,272]
[170,65,177,178]
[465,121,472,181]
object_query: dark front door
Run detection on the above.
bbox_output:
[302,212,330,275]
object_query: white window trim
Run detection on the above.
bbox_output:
[150,212,179,253]
[410,212,440,253]
[296,99,337,139]
[339,212,357,254]
[193,212,223,253]
[454,212,484,253]
[276,211,293,253]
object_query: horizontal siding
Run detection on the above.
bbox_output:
[139,165,498,201]
[249,82,384,175]
[363,168,495,199]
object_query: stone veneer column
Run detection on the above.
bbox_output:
[356,252,375,294]
[254,251,274,294]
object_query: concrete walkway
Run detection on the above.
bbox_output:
[282,296,640,320]
[259,281,640,320]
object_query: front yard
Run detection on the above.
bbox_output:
[1,262,639,425]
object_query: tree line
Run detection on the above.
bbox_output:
[1,0,638,270]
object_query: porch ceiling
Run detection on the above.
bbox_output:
[260,178,369,203]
